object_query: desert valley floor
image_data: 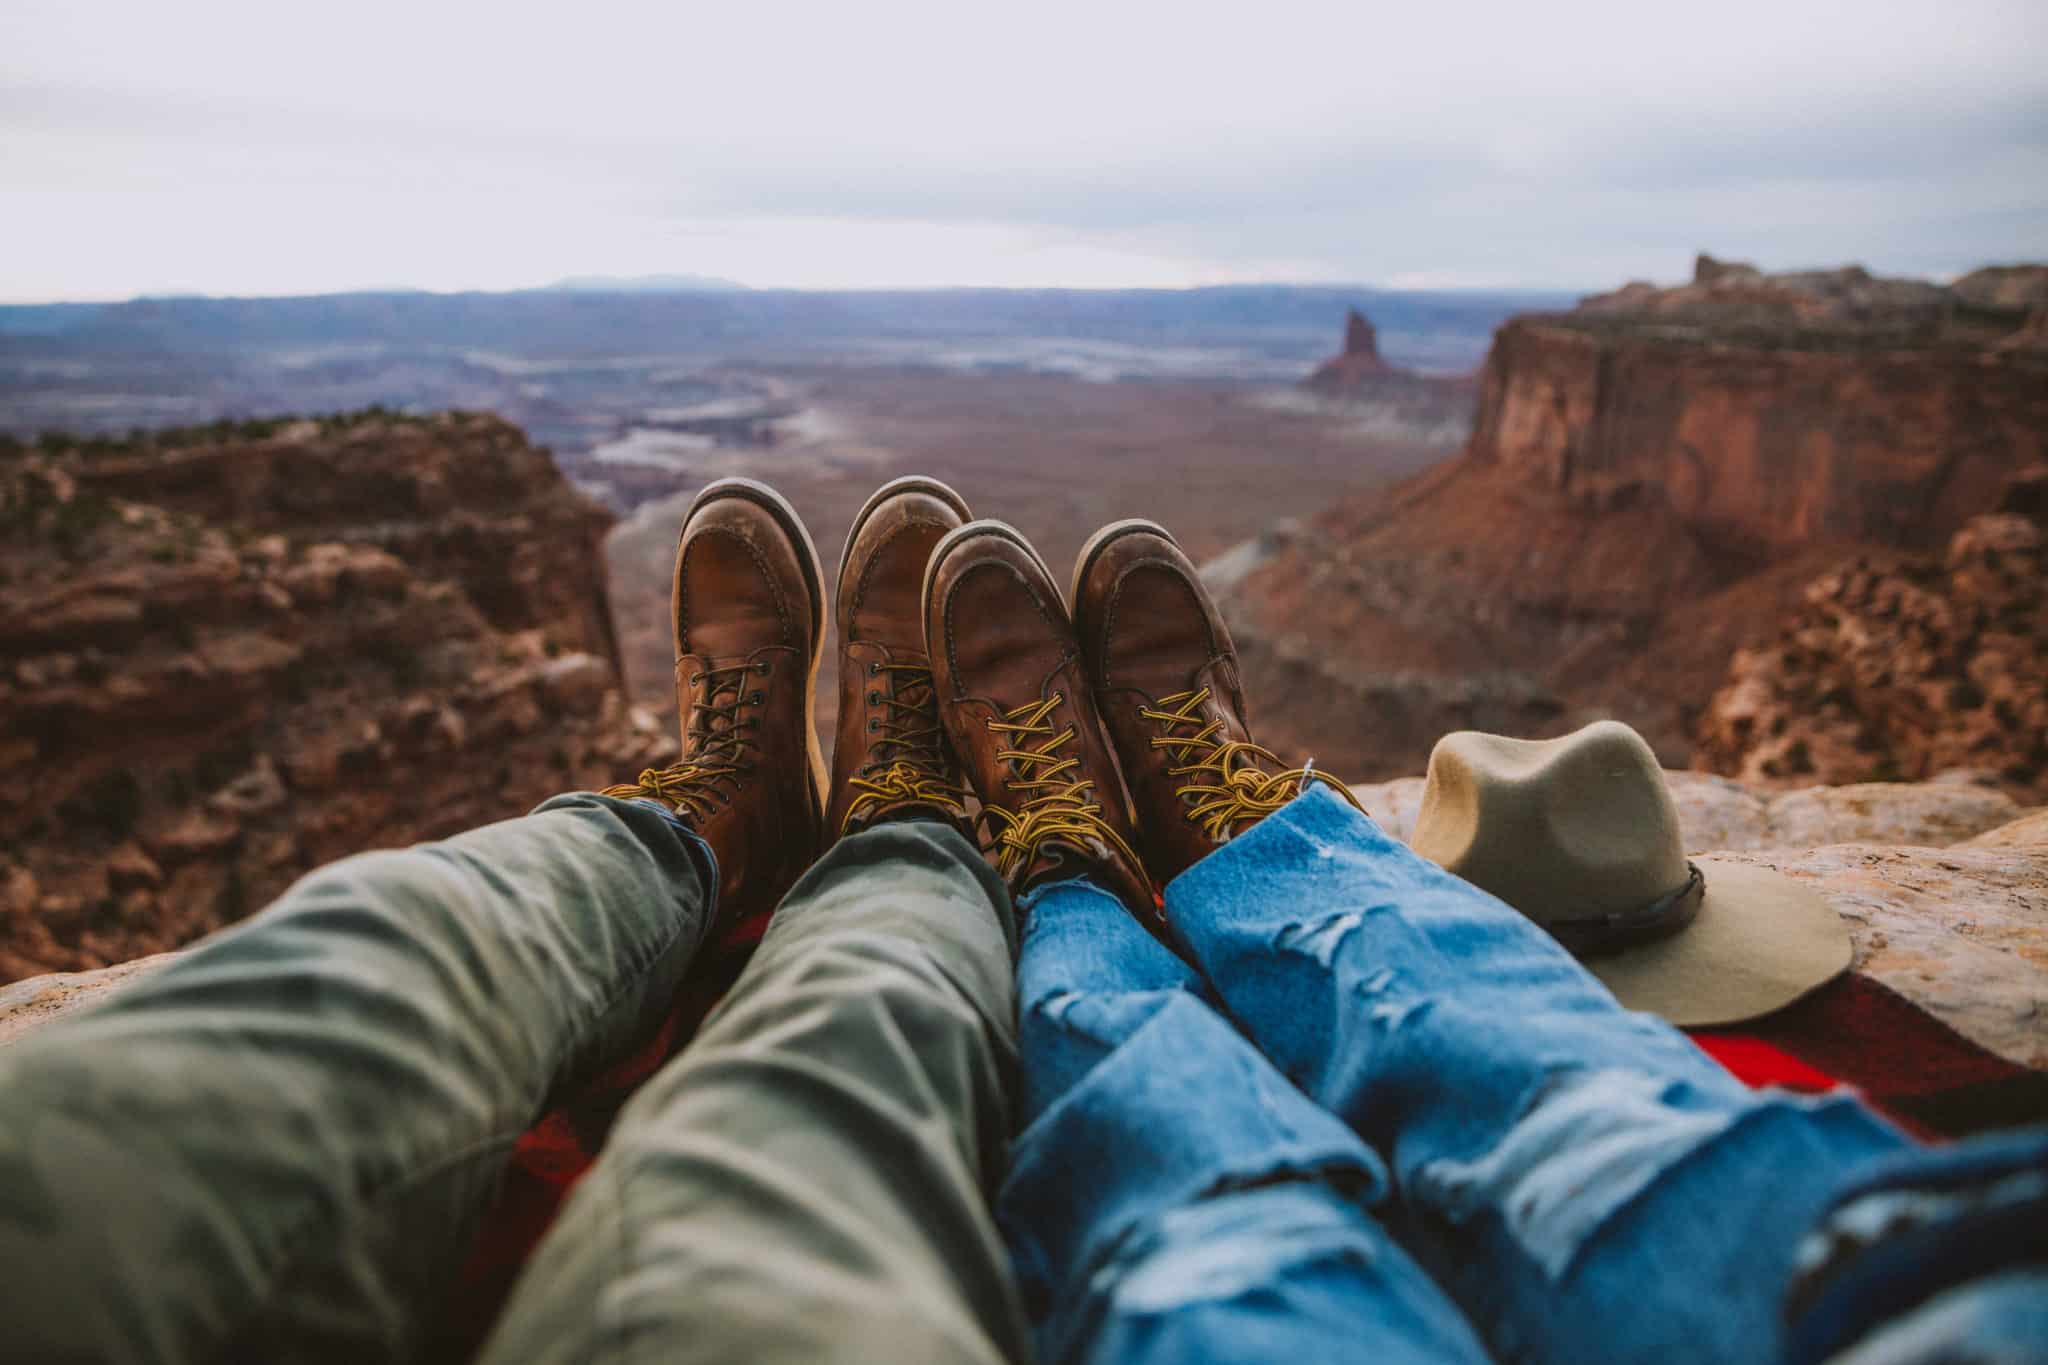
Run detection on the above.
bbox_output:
[593,364,1451,735]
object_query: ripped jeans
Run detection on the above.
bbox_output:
[996,785,2047,1364]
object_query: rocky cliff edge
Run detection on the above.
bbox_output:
[0,413,676,982]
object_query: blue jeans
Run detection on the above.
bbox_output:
[999,785,2048,1364]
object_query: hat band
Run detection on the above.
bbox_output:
[1542,862,1705,959]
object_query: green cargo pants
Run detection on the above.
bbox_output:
[0,793,1030,1363]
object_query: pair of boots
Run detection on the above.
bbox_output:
[605,475,1360,934]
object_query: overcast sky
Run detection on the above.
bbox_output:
[2,0,2043,302]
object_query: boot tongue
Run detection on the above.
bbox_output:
[1190,655,1254,746]
[852,800,972,840]
[894,668,934,711]
[1019,837,1105,893]
[681,654,757,760]
[879,646,937,716]
[866,646,945,766]
[1018,835,1153,916]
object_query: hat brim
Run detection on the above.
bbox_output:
[1584,856,1852,1028]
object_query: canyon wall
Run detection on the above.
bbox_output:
[1466,317,2048,553]
[1218,259,2048,781]
[0,414,671,982]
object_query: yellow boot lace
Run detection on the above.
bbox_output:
[1141,686,1364,840]
[983,692,1143,882]
[841,661,969,833]
[603,659,765,822]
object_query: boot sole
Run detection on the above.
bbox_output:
[837,474,974,599]
[1069,517,1178,615]
[921,518,1069,643]
[682,476,831,825]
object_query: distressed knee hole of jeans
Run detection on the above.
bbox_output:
[1026,988,1198,1051]
[1369,997,1434,1032]
[1272,907,1394,967]
[1094,1185,1383,1316]
[1413,1067,1742,1280]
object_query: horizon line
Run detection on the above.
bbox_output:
[0,278,1605,309]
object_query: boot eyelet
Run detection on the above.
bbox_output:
[755,661,772,676]
[867,689,880,706]
[868,661,880,676]
[867,718,879,732]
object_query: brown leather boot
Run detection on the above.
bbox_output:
[603,477,827,929]
[923,519,1155,917]
[825,476,975,839]
[1070,518,1366,884]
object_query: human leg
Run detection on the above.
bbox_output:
[1000,875,1491,1365]
[921,517,1485,1364]
[1068,519,1916,1363]
[1003,875,1490,1365]
[1166,787,1913,1362]
[0,792,714,1364]
[0,475,841,1363]
[481,819,1029,1365]
[487,480,1030,1364]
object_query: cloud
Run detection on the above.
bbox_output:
[1,0,2043,298]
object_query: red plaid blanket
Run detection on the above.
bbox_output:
[1692,972,2048,1140]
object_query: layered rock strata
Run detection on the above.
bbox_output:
[1219,258,2048,779]
[0,413,669,982]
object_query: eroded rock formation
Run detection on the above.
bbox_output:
[1694,477,2048,800]
[1219,258,2048,779]
[1468,330,2048,552]
[0,414,672,983]
[1469,260,2048,551]
[1305,308,1400,389]
[1298,309,1479,446]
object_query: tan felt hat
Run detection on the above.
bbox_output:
[1408,719,1851,1027]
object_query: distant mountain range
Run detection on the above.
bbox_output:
[0,283,1571,363]
[0,282,1574,443]
[544,274,750,294]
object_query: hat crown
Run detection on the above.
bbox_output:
[1411,720,1690,924]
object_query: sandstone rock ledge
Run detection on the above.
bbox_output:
[0,953,177,1048]
[6,777,2042,1074]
